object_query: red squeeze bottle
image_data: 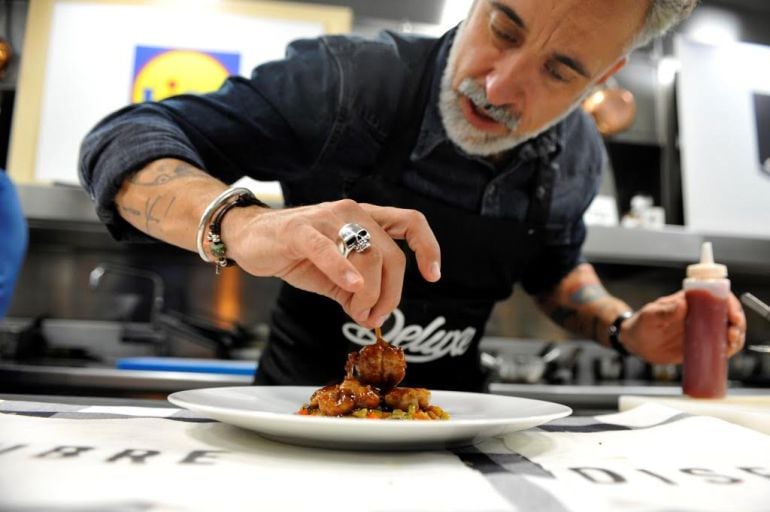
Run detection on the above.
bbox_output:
[682,242,730,398]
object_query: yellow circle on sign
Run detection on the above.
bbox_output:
[132,49,230,103]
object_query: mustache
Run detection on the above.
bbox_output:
[457,79,519,130]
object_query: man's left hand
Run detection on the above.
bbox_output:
[621,290,746,364]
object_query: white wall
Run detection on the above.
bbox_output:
[677,37,770,238]
[34,2,324,199]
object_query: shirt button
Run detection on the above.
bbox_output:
[551,162,560,171]
[536,186,546,200]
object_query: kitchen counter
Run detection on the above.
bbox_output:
[0,361,251,397]
[2,392,770,511]
[2,360,769,414]
[489,382,770,409]
[0,360,693,407]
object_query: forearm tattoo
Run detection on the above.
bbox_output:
[569,283,610,304]
[117,204,141,218]
[541,282,615,341]
[127,161,207,186]
[119,161,201,235]
[144,196,162,232]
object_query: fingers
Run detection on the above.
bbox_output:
[727,325,745,356]
[345,249,385,324]
[283,205,404,326]
[290,222,364,293]
[365,247,405,327]
[285,222,385,324]
[363,204,441,282]
[255,200,436,327]
[629,295,686,365]
[645,293,687,324]
[659,290,686,311]
[727,293,746,356]
[727,293,746,331]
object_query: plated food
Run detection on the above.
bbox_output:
[298,330,449,420]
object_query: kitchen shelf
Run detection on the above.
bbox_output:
[584,224,770,271]
[17,184,770,271]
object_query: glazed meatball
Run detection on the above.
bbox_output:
[355,337,406,389]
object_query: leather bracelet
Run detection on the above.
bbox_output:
[608,311,633,356]
[208,194,264,273]
[195,187,267,271]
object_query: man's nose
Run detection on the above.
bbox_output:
[485,52,534,106]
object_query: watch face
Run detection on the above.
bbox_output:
[753,92,770,176]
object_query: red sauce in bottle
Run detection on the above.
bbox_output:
[682,242,729,399]
[683,289,728,398]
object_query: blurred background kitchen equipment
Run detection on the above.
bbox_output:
[582,78,637,137]
[742,292,770,353]
[0,37,11,78]
[89,263,165,327]
[742,292,770,321]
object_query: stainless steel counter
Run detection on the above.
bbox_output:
[3,360,767,412]
[0,362,250,397]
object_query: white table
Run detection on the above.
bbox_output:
[1,394,769,511]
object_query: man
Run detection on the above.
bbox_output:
[80,0,745,391]
[0,169,27,318]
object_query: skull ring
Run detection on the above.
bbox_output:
[338,223,371,257]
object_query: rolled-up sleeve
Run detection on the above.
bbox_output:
[78,37,342,241]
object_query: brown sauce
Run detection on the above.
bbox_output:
[683,289,728,398]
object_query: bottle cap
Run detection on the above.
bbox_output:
[687,242,728,279]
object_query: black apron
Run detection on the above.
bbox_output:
[256,37,554,392]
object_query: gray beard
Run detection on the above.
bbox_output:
[437,36,590,157]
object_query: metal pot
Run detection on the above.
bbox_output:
[582,87,637,136]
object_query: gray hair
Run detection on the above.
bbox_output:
[464,0,698,50]
[635,0,699,48]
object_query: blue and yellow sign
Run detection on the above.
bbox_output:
[131,46,241,103]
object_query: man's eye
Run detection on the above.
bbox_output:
[545,62,570,83]
[491,25,520,46]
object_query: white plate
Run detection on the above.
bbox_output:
[168,386,571,451]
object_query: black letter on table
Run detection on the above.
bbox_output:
[636,468,677,485]
[680,468,742,484]
[738,467,770,480]
[179,450,227,465]
[106,449,160,464]
[0,444,27,456]
[35,446,94,459]
[570,467,627,484]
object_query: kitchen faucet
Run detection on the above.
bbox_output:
[89,263,166,326]
[89,263,250,358]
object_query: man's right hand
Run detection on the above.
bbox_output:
[115,159,441,328]
[223,200,441,328]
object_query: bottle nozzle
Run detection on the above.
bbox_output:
[700,241,714,265]
[687,241,727,279]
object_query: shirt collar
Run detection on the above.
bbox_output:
[411,29,564,169]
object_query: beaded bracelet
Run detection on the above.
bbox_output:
[208,194,264,273]
[195,187,267,273]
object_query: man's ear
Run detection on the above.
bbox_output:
[596,56,628,85]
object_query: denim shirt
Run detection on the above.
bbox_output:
[79,29,604,295]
